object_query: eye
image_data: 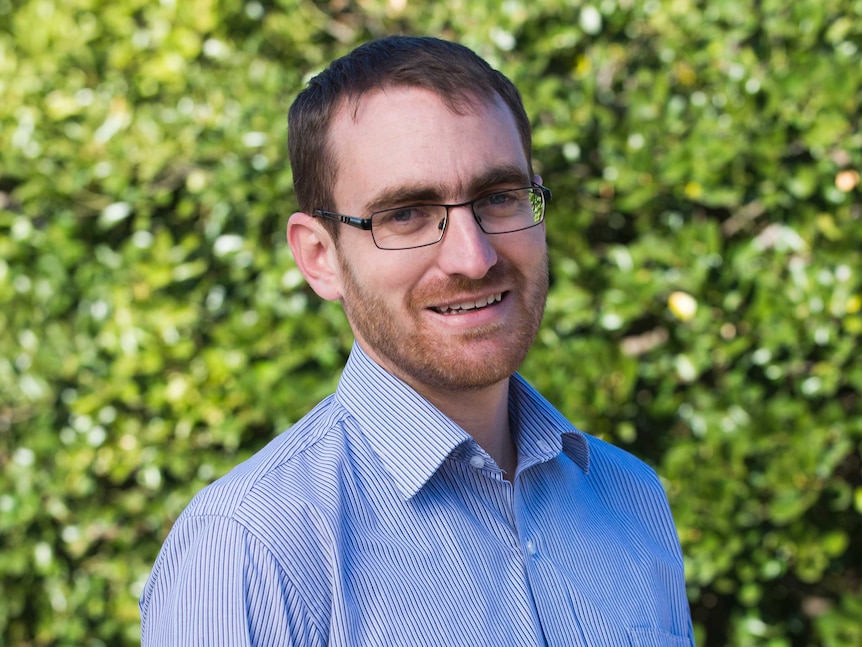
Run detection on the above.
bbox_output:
[375,206,437,230]
[476,190,524,215]
[389,208,421,223]
[484,191,516,206]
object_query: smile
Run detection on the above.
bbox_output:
[432,293,503,315]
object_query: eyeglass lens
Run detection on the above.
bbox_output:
[371,187,544,250]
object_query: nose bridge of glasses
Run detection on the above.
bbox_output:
[437,203,494,249]
[441,201,486,234]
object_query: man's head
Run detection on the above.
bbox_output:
[288,35,533,233]
[287,37,548,399]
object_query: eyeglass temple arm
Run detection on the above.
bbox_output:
[534,183,552,203]
[312,210,373,231]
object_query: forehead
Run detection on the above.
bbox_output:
[327,86,529,211]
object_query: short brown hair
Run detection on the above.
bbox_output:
[287,36,532,237]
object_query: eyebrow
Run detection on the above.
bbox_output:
[362,165,531,214]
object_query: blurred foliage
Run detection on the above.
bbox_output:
[1,0,860,645]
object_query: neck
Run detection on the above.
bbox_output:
[422,379,517,481]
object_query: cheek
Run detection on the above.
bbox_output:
[501,233,546,269]
[346,258,425,308]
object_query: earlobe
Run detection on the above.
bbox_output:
[286,212,343,301]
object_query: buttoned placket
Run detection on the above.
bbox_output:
[458,446,559,647]
[460,442,556,565]
[511,448,597,647]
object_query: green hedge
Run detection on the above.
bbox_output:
[1,1,860,645]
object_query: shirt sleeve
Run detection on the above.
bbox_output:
[140,514,325,647]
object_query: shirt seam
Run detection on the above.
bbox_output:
[220,405,350,515]
[183,511,329,643]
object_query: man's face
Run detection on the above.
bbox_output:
[327,86,548,396]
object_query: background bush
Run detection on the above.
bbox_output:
[1,0,860,645]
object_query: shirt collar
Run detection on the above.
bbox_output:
[335,343,590,500]
[336,344,471,499]
[508,373,590,474]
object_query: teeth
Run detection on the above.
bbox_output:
[435,293,502,314]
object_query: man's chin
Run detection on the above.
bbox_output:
[388,342,527,393]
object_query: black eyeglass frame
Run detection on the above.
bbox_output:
[312,183,551,250]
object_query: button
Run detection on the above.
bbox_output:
[469,455,485,469]
[525,539,537,556]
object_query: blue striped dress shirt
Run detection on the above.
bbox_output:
[140,343,694,646]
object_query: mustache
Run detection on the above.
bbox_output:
[410,263,517,305]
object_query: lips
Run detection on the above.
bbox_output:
[432,292,503,315]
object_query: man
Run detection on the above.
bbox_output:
[140,36,694,646]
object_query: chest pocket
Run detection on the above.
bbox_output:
[628,628,692,647]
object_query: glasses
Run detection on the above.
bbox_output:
[312,184,551,250]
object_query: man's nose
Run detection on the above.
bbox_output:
[435,206,497,279]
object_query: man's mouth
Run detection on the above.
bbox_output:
[431,292,504,315]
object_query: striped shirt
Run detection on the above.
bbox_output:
[140,343,694,646]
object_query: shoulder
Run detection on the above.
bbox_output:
[580,434,681,549]
[570,433,669,512]
[140,396,354,643]
[140,513,326,646]
[584,433,662,484]
[181,394,347,520]
[160,394,360,574]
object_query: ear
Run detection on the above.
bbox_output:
[286,212,343,301]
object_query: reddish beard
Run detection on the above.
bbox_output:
[337,254,549,393]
